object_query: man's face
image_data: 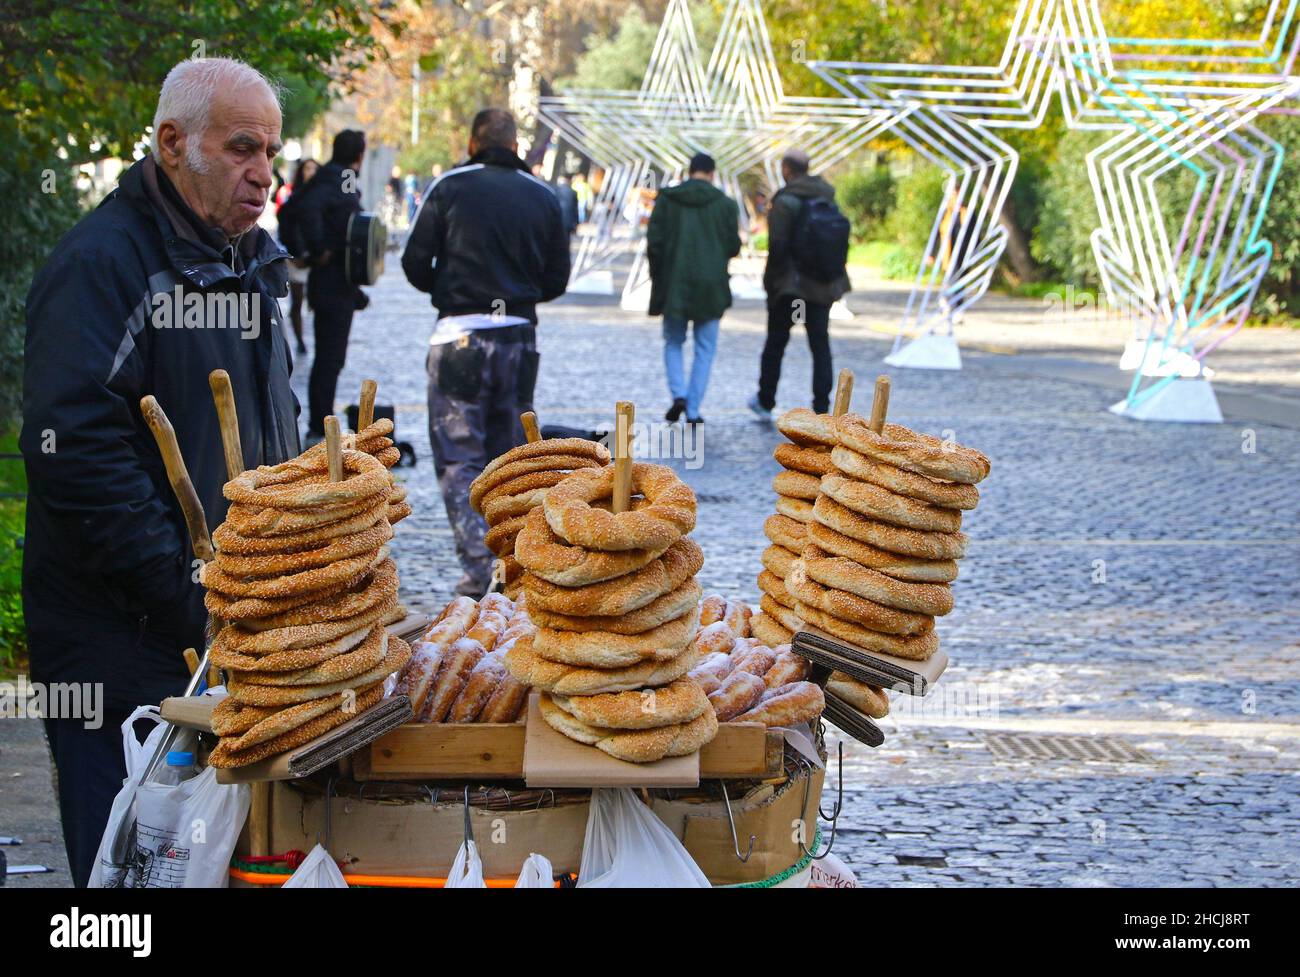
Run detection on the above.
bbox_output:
[163,84,282,238]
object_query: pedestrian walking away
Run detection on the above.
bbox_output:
[402,107,570,597]
[749,148,851,420]
[275,156,319,356]
[298,128,369,444]
[646,152,741,425]
[20,57,298,886]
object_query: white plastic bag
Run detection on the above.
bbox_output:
[514,852,553,888]
[88,705,250,888]
[281,844,348,888]
[445,840,486,888]
[577,788,709,888]
[809,852,860,888]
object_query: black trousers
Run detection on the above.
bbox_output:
[307,283,356,436]
[44,710,132,887]
[758,294,833,414]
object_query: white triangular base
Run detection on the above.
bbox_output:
[884,333,962,370]
[1109,378,1223,423]
[620,280,651,313]
[1118,339,1213,378]
[729,274,766,301]
[569,270,615,295]
[829,299,854,321]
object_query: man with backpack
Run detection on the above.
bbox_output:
[748,149,851,419]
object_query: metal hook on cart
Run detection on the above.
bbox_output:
[793,748,843,861]
[819,741,844,823]
[534,788,555,811]
[717,781,756,864]
[316,776,338,851]
[462,785,475,848]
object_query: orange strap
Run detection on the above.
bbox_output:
[228,867,559,889]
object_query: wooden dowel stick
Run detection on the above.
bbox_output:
[832,369,854,417]
[521,411,541,443]
[358,378,378,431]
[612,402,635,514]
[324,416,344,482]
[869,375,892,433]
[140,396,214,563]
[249,783,270,858]
[208,369,243,482]
[183,648,200,677]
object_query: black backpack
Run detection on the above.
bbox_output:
[276,183,313,258]
[791,196,850,284]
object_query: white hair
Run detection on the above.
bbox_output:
[150,57,281,162]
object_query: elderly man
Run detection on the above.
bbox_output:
[21,57,299,885]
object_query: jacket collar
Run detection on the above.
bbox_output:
[467,145,531,172]
[114,156,288,290]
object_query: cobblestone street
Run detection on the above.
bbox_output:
[5,264,1298,887]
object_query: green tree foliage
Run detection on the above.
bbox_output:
[837,164,896,242]
[559,2,720,91]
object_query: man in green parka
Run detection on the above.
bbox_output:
[647,153,741,425]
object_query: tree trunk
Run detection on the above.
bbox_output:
[999,204,1037,286]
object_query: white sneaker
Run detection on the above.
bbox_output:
[747,394,773,423]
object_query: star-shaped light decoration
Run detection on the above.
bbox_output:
[539,0,890,307]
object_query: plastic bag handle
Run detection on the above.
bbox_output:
[120,705,164,780]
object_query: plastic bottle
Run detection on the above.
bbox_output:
[155,750,198,785]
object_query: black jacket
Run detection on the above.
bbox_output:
[402,146,569,322]
[763,174,851,306]
[298,160,362,293]
[21,156,300,709]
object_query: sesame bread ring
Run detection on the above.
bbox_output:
[803,544,953,616]
[831,445,979,510]
[796,602,940,661]
[480,469,576,511]
[774,495,815,524]
[477,437,611,488]
[219,596,400,654]
[750,612,793,648]
[523,537,703,617]
[544,463,696,553]
[483,487,551,526]
[470,453,606,512]
[226,635,410,706]
[506,635,703,695]
[760,594,805,635]
[483,514,528,556]
[787,560,933,636]
[531,607,699,669]
[527,579,702,635]
[207,683,385,767]
[214,501,389,555]
[807,520,958,582]
[773,469,821,500]
[761,544,799,579]
[211,682,376,748]
[209,619,379,672]
[204,562,377,621]
[776,408,839,447]
[201,545,390,600]
[758,569,797,609]
[233,628,394,686]
[515,506,673,587]
[214,521,393,579]
[374,446,401,468]
[550,676,709,730]
[835,415,990,485]
[821,473,963,534]
[223,493,381,538]
[735,680,825,728]
[538,694,717,763]
[240,422,392,487]
[225,448,392,509]
[773,442,835,476]
[387,500,412,525]
[826,672,890,718]
[813,496,967,560]
[763,513,808,553]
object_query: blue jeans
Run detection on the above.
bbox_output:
[662,317,720,418]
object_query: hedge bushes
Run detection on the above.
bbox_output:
[837,164,895,242]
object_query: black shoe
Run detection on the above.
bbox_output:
[686,415,705,426]
[665,398,687,422]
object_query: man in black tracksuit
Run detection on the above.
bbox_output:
[298,129,367,442]
[21,59,298,885]
[402,108,569,596]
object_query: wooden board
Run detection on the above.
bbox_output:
[359,717,780,781]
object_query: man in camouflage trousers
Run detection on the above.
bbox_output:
[402,109,568,595]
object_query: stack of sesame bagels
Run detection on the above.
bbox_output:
[469,437,611,598]
[788,410,990,670]
[751,407,839,646]
[507,461,718,763]
[203,421,413,768]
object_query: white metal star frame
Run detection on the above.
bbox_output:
[809,0,1300,412]
[539,0,889,304]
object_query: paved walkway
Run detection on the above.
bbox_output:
[3,264,1297,886]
